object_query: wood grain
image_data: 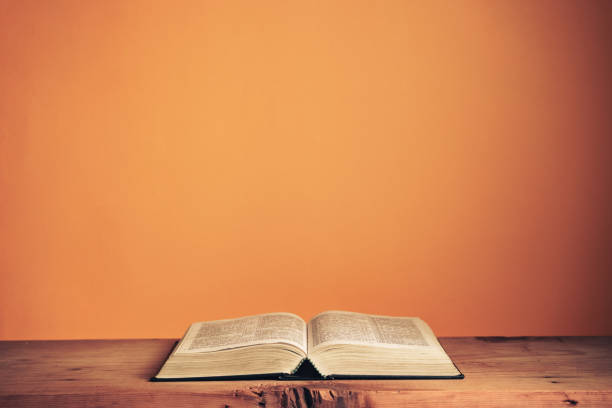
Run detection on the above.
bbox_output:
[1,337,611,407]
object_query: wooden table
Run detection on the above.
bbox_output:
[1,337,611,407]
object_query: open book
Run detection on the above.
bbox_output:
[153,311,463,380]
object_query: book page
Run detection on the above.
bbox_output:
[176,312,307,354]
[308,311,432,351]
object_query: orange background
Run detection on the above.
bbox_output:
[1,0,611,340]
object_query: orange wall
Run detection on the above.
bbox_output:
[1,0,611,340]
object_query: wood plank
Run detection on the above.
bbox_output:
[1,337,611,407]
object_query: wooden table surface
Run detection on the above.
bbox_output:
[1,337,611,407]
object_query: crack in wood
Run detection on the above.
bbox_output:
[249,386,366,408]
[563,392,579,406]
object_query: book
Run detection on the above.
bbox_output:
[152,310,463,380]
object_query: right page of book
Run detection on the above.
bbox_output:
[308,310,435,350]
[306,310,461,378]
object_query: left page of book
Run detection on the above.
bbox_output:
[176,312,308,354]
